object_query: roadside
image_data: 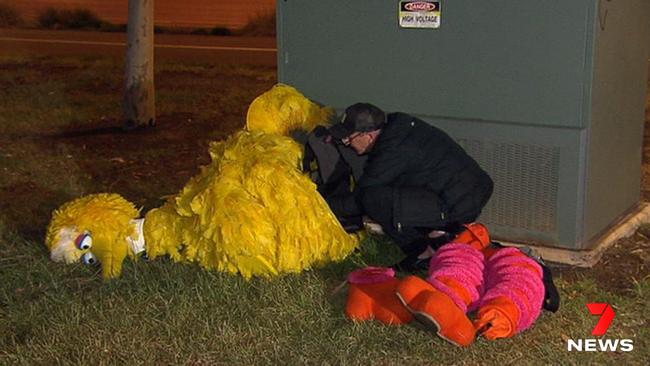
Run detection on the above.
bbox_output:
[0,2,276,36]
[0,28,277,65]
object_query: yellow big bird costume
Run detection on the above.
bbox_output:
[45,85,360,279]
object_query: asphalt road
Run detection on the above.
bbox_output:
[0,28,277,66]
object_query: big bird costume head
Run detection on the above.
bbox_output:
[45,84,360,280]
[45,193,142,279]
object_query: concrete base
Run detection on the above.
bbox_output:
[501,203,650,267]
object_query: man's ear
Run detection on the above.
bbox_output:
[368,129,381,141]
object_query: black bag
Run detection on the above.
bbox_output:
[302,126,367,232]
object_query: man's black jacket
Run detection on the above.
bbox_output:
[359,112,493,229]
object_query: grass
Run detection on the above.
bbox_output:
[0,54,649,365]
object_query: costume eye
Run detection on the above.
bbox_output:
[82,252,97,265]
[75,232,93,250]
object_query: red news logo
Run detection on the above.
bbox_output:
[566,303,634,352]
[586,303,615,336]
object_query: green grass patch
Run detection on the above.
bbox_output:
[2,231,648,365]
[0,55,648,365]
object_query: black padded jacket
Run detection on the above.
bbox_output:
[359,112,493,228]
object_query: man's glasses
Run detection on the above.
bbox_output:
[342,132,364,146]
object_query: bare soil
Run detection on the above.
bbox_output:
[0,58,276,241]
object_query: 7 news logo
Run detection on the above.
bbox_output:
[567,303,634,352]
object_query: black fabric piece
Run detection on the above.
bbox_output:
[393,187,448,228]
[392,225,464,272]
[302,126,365,230]
[303,126,367,199]
[325,192,363,220]
[490,241,505,249]
[304,126,342,190]
[360,185,423,247]
[541,263,561,312]
[400,225,463,256]
[337,143,367,182]
[290,129,309,145]
[394,237,439,272]
[337,215,364,233]
[302,138,315,173]
[393,253,430,273]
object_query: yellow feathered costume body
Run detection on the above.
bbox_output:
[45,85,360,279]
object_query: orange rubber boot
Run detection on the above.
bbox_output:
[454,223,491,251]
[395,275,476,346]
[474,297,521,340]
[345,267,413,325]
[473,248,545,340]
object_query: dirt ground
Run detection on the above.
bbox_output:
[1,58,649,297]
[0,58,275,239]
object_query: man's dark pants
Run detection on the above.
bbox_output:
[360,185,484,254]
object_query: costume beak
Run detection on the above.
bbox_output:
[90,238,128,280]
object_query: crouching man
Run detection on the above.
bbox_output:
[329,103,494,269]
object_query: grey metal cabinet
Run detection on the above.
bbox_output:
[277,0,650,250]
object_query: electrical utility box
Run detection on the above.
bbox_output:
[277,0,650,250]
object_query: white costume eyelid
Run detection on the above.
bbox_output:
[50,227,80,263]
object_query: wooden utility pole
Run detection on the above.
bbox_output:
[124,0,155,129]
